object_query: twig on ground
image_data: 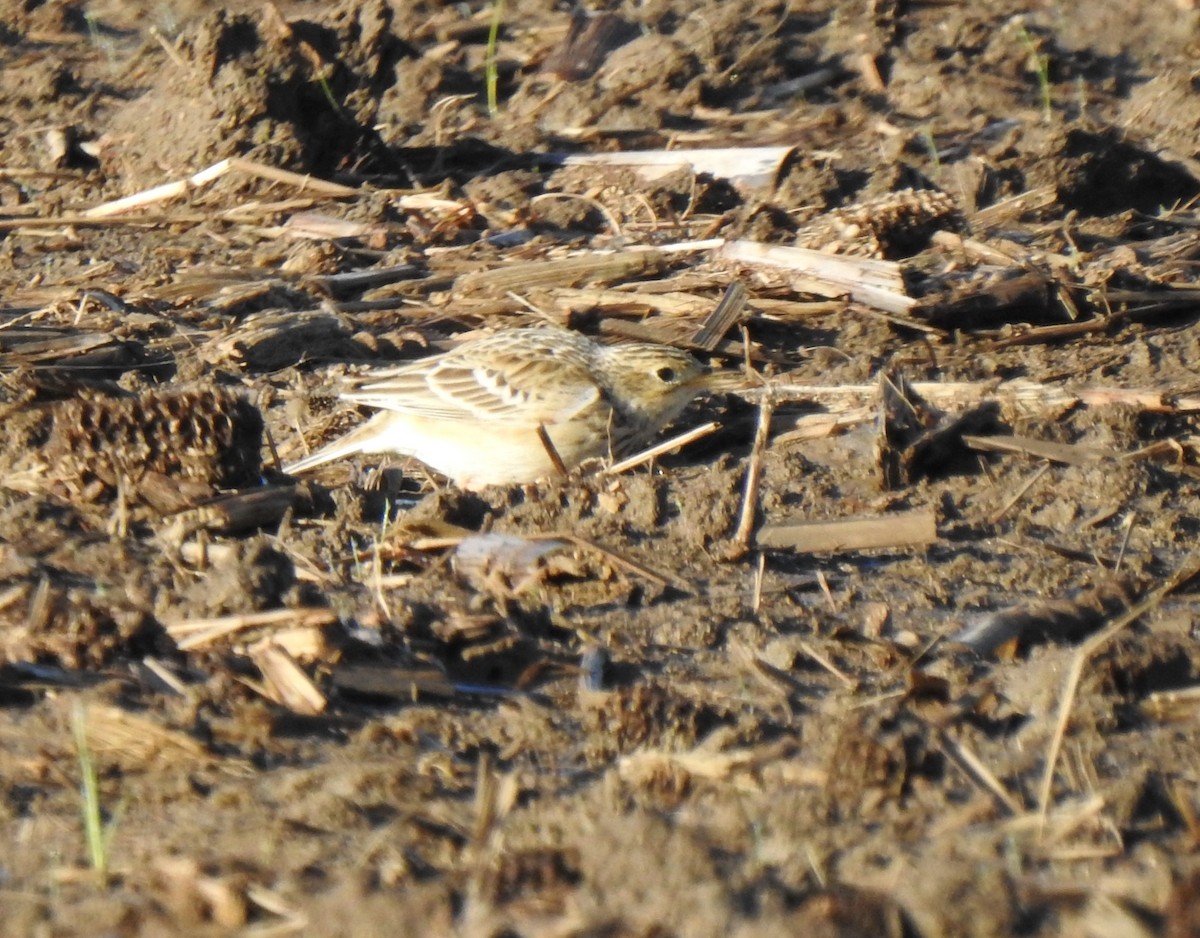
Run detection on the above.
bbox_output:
[732,391,775,552]
[604,421,721,476]
[691,281,748,351]
[755,507,937,553]
[83,157,357,218]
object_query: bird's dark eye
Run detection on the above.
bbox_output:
[655,366,677,382]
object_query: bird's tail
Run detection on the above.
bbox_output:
[282,413,386,475]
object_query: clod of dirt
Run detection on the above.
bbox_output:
[1026,125,1200,217]
[101,0,411,182]
[175,538,297,617]
[1120,73,1200,160]
[582,682,712,760]
[1,583,162,670]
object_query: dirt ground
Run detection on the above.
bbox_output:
[5,0,1200,935]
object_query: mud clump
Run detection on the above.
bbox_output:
[101,0,411,181]
[1026,125,1200,217]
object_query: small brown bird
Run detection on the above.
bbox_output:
[284,327,722,488]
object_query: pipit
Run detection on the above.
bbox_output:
[284,327,725,488]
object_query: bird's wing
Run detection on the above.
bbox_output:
[343,339,601,426]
